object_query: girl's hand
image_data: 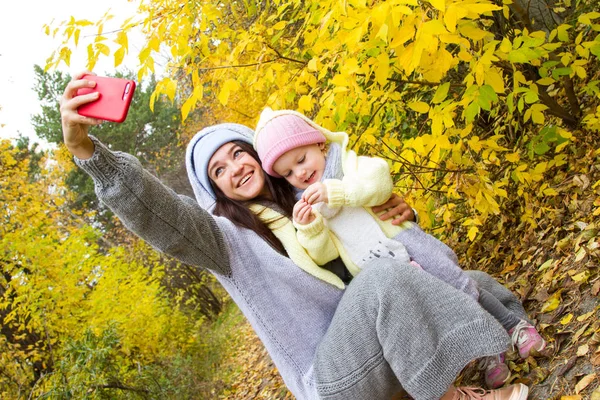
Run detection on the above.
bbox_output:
[372,193,416,225]
[293,200,316,225]
[59,71,102,159]
[302,182,328,205]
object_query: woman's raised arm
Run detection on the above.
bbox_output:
[60,71,102,159]
[58,73,232,275]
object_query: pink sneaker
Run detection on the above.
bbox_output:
[509,320,546,358]
[452,383,529,399]
[478,353,510,389]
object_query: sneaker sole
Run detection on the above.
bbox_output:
[521,339,547,358]
[486,370,511,390]
[510,383,529,400]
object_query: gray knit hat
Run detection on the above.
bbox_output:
[186,123,254,204]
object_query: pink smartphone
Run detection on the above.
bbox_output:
[77,75,136,123]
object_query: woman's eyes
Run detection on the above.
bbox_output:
[215,149,244,177]
[298,155,305,163]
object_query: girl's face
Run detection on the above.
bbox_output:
[272,143,326,190]
[208,142,270,201]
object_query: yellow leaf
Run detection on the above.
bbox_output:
[422,20,449,35]
[272,21,287,30]
[540,290,561,313]
[571,270,590,283]
[375,52,390,86]
[308,58,318,72]
[537,77,555,85]
[459,22,489,40]
[444,6,459,32]
[298,95,312,112]
[532,109,545,124]
[560,314,573,325]
[432,82,450,104]
[576,310,595,322]
[576,344,589,356]
[505,153,520,163]
[499,38,512,53]
[376,23,389,42]
[331,74,348,87]
[460,3,501,14]
[561,396,583,400]
[575,247,587,262]
[217,79,240,106]
[485,68,505,93]
[181,94,197,122]
[115,30,128,49]
[408,101,430,113]
[579,12,600,25]
[429,0,445,11]
[575,373,596,394]
[114,47,125,67]
[468,226,478,241]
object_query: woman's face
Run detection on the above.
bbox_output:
[272,143,326,190]
[208,142,270,201]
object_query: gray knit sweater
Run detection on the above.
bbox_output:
[75,135,509,399]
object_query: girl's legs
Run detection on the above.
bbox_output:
[313,260,510,400]
[478,288,521,331]
[467,271,546,358]
[394,224,479,300]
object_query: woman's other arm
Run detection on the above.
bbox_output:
[371,193,417,226]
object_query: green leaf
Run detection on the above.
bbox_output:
[465,102,480,122]
[432,82,450,104]
[552,67,572,79]
[533,142,551,155]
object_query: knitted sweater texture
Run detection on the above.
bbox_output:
[75,135,506,399]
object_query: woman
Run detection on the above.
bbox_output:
[60,72,529,400]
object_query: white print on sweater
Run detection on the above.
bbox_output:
[314,202,411,268]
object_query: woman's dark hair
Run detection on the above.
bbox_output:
[211,140,297,255]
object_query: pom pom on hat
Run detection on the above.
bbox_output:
[254,108,326,177]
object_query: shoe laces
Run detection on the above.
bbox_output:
[453,387,487,400]
[510,320,533,348]
[477,354,504,371]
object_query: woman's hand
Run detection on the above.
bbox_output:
[371,193,416,225]
[59,71,102,159]
[293,200,316,225]
[302,182,328,205]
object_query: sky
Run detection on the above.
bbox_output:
[0,0,141,146]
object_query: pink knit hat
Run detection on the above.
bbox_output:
[255,108,326,177]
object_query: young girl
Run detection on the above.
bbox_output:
[254,107,546,389]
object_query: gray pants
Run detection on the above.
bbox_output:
[313,264,521,400]
[479,288,522,331]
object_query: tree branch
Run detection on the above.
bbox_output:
[91,383,150,394]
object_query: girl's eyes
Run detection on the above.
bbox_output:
[298,155,305,163]
[215,167,224,177]
[234,149,243,158]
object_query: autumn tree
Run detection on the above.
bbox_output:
[30,66,225,322]
[45,0,599,244]
[0,140,230,398]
